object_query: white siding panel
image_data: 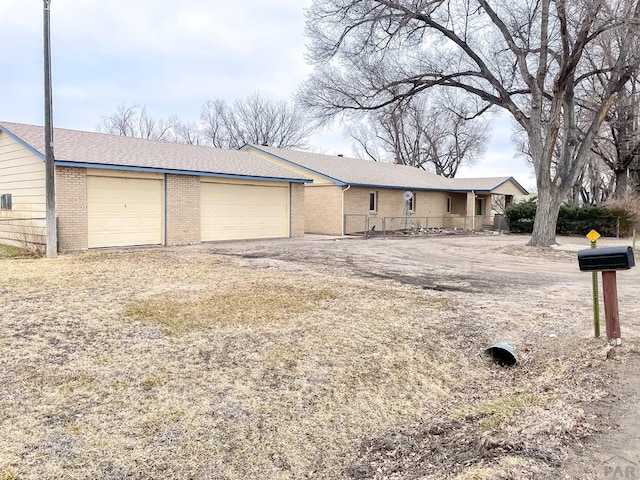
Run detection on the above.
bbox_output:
[201,182,289,241]
[491,181,527,196]
[87,175,163,248]
[0,132,45,219]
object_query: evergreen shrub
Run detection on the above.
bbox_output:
[505,198,635,236]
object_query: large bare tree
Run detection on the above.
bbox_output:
[580,20,640,199]
[589,79,640,198]
[570,154,613,205]
[99,93,314,150]
[97,104,178,141]
[299,0,640,246]
[349,93,489,177]
[200,92,315,149]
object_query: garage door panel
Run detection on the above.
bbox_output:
[88,176,163,248]
[201,182,289,241]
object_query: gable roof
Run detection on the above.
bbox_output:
[0,122,310,183]
[243,144,528,194]
[448,176,529,194]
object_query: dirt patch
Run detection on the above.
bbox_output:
[1,234,639,479]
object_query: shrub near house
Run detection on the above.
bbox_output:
[506,200,635,236]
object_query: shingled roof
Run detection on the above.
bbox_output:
[244,145,528,194]
[0,122,310,183]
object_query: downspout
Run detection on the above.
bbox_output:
[163,173,167,246]
[471,190,475,231]
[341,185,351,236]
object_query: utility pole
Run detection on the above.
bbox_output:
[44,0,57,257]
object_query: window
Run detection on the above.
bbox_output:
[446,197,452,213]
[475,198,485,216]
[407,192,415,212]
[0,194,11,210]
[369,191,378,212]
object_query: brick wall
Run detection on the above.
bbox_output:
[166,174,200,245]
[55,166,88,252]
[343,187,494,231]
[345,187,450,218]
[290,183,305,237]
[304,186,343,235]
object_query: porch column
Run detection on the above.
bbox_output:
[466,191,476,230]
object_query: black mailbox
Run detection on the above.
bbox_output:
[577,246,636,272]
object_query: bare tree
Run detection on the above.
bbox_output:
[589,79,640,198]
[99,93,313,150]
[98,104,179,141]
[200,92,315,149]
[350,93,488,177]
[570,154,614,205]
[579,22,640,200]
[299,0,640,246]
[173,121,205,146]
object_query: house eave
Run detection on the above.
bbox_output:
[241,144,347,186]
[0,123,45,160]
[54,161,312,184]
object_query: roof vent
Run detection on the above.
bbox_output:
[337,154,343,157]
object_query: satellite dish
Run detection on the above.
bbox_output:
[403,191,414,202]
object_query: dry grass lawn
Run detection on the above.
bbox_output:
[1,236,639,479]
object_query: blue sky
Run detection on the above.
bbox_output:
[0,0,535,190]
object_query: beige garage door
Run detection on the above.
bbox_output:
[87,175,163,248]
[201,182,289,241]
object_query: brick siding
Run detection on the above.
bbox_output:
[166,174,200,245]
[290,183,305,237]
[304,186,343,235]
[55,166,88,252]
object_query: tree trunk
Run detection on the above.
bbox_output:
[528,189,563,246]
[614,169,628,199]
[570,182,581,206]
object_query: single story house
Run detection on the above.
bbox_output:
[0,122,309,252]
[241,145,529,235]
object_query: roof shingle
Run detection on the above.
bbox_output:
[247,145,528,193]
[0,122,310,182]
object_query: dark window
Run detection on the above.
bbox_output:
[446,197,452,213]
[408,192,415,212]
[475,198,485,216]
[0,194,11,210]
[369,191,378,212]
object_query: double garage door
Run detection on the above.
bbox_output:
[201,181,289,241]
[86,174,290,248]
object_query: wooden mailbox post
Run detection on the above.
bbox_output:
[577,245,635,345]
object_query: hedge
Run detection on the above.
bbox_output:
[505,200,634,237]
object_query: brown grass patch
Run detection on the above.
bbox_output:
[0,238,635,479]
[497,244,576,261]
[125,283,338,332]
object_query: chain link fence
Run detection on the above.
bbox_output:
[0,217,46,253]
[344,215,497,238]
